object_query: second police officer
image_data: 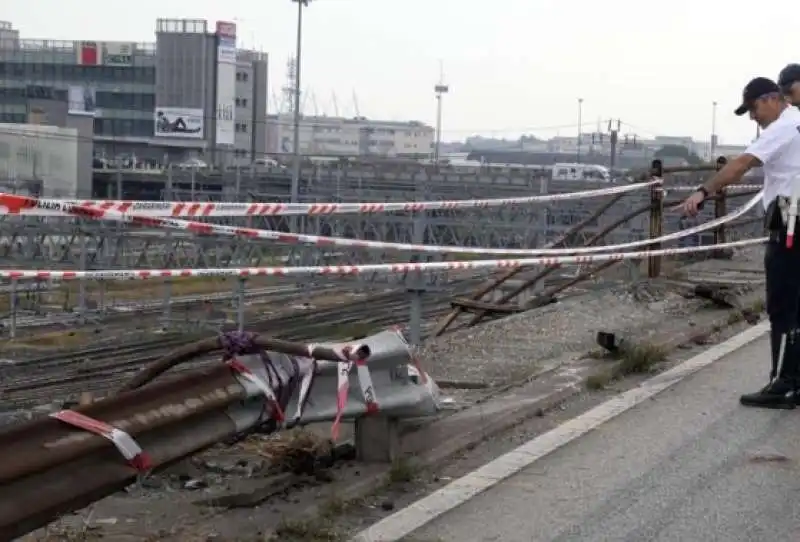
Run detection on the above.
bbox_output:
[779,63,800,108]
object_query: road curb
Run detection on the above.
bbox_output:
[352,320,771,541]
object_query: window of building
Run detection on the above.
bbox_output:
[135,119,154,136]
[240,98,247,107]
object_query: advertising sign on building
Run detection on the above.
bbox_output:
[67,85,97,116]
[76,42,101,65]
[214,21,237,146]
[154,107,204,139]
[104,42,134,66]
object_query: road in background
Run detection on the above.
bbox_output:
[407,334,800,542]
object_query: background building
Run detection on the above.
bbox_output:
[0,123,80,197]
[0,18,268,196]
[266,114,434,158]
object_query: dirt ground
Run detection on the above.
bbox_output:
[16,315,759,542]
[10,252,766,540]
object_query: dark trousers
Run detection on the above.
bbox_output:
[765,236,800,381]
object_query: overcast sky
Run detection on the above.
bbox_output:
[4,0,797,145]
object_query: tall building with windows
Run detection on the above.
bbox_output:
[265,115,434,158]
[0,18,268,172]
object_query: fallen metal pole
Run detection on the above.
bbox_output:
[121,334,368,391]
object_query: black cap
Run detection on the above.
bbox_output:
[778,64,800,90]
[734,77,781,116]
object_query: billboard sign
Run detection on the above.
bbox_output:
[104,42,133,66]
[154,108,204,139]
[215,21,237,146]
[76,42,100,65]
[67,85,97,116]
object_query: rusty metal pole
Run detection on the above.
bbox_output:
[648,159,664,278]
[713,156,728,255]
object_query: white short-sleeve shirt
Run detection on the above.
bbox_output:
[745,106,800,209]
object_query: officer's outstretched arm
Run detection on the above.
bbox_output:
[702,120,795,194]
[700,154,759,194]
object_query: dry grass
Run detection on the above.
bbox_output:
[586,341,668,390]
[270,517,343,542]
[54,275,283,302]
[0,329,99,352]
[386,457,417,485]
[238,430,333,475]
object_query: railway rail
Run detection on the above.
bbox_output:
[0,282,349,337]
[0,265,609,414]
[0,285,468,409]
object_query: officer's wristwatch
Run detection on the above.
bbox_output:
[694,186,709,210]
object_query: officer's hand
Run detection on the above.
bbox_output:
[676,190,705,217]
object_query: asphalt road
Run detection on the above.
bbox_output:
[407,333,800,542]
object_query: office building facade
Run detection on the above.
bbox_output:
[266,114,434,158]
[0,18,268,173]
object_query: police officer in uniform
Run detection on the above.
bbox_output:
[778,63,800,106]
[679,77,800,408]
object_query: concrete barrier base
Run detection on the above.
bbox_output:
[355,416,400,463]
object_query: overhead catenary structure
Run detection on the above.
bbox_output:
[433,69,449,164]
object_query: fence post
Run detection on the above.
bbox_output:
[236,277,246,332]
[407,179,429,346]
[648,159,664,278]
[713,156,728,256]
[9,278,17,339]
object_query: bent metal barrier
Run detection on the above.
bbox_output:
[0,329,441,539]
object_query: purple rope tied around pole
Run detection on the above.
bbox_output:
[218,331,307,437]
[218,331,260,358]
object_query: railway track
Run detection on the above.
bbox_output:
[0,285,473,409]
[0,271,599,412]
[0,282,349,337]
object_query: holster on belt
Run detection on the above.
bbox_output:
[766,197,793,243]
[766,197,790,228]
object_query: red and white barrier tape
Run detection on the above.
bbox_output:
[305,343,375,441]
[0,237,767,282]
[226,358,286,423]
[0,181,658,218]
[50,410,152,472]
[0,188,764,257]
